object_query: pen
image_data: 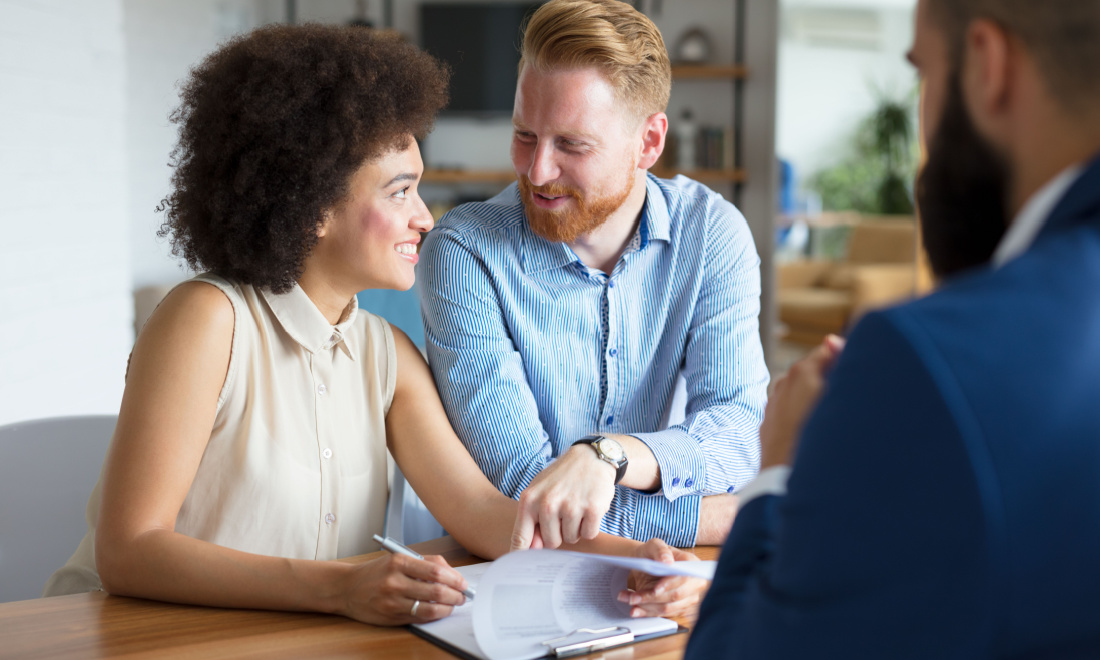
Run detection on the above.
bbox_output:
[373,534,476,602]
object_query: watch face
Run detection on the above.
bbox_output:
[596,438,625,462]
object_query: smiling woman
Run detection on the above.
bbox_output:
[156,24,445,295]
[302,140,434,310]
[40,22,706,628]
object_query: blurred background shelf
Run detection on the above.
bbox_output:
[671,64,749,79]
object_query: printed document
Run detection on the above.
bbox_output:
[412,550,715,660]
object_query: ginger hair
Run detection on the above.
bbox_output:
[519,0,671,121]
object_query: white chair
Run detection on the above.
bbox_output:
[383,465,446,545]
[0,415,116,603]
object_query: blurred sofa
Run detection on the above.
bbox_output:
[778,217,918,346]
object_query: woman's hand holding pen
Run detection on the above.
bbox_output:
[340,552,469,626]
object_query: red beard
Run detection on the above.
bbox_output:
[518,169,635,244]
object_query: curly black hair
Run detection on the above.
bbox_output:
[158,24,449,293]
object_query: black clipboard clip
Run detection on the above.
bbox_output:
[541,626,634,657]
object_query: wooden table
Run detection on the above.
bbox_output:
[0,537,718,659]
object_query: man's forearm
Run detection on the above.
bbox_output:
[611,433,661,492]
[696,494,739,545]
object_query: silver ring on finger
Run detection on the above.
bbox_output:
[410,599,421,617]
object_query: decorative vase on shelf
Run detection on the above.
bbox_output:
[674,27,713,65]
[676,109,697,171]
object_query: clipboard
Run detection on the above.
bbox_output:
[541,625,688,657]
[408,551,706,660]
[409,622,687,660]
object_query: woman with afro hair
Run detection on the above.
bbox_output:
[42,23,705,625]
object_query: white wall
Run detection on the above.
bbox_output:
[776,0,917,184]
[125,0,258,290]
[0,0,132,424]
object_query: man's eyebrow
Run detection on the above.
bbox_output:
[563,132,600,143]
[383,172,419,187]
[512,122,600,143]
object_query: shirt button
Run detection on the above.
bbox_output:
[322,448,333,459]
[606,415,614,425]
[727,486,736,493]
[325,513,335,524]
[609,348,617,357]
[317,384,327,395]
[671,477,680,487]
[684,477,694,488]
[609,281,616,289]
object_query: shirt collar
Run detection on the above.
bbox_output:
[993,164,1084,267]
[520,173,671,275]
[260,283,359,360]
[642,173,671,243]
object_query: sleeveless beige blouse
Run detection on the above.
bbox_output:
[44,274,395,595]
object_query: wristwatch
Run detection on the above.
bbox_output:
[574,434,628,485]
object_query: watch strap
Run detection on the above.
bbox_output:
[574,434,628,485]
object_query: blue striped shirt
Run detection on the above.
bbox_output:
[419,173,769,546]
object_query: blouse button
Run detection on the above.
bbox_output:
[322,448,333,459]
[317,384,327,395]
[325,513,336,524]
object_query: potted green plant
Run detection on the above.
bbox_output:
[810,86,919,215]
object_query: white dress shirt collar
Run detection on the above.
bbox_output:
[993,165,1084,267]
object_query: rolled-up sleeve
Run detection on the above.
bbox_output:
[633,202,769,500]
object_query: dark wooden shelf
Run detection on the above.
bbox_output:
[422,168,746,185]
[671,64,748,80]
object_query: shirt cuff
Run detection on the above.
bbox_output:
[630,490,700,548]
[600,486,700,547]
[631,428,707,500]
[734,465,791,505]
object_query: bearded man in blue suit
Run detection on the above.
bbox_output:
[687,0,1100,657]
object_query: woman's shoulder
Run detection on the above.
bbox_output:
[351,311,426,362]
[131,277,239,380]
[350,311,419,414]
[154,278,237,334]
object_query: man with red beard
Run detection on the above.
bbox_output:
[686,0,1100,656]
[420,0,769,556]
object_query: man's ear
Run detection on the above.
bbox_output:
[637,111,668,171]
[961,18,1014,135]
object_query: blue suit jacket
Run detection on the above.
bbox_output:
[687,156,1100,659]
